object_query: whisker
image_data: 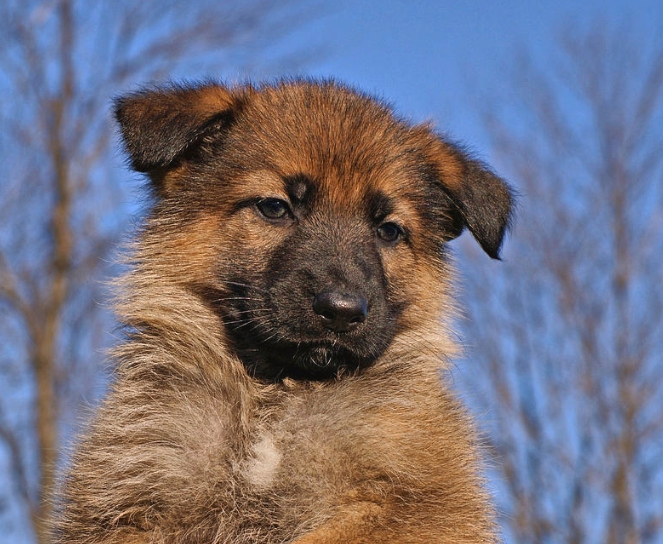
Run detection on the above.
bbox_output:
[226,308,270,316]
[221,314,271,326]
[211,296,266,303]
[232,318,272,330]
[222,280,270,294]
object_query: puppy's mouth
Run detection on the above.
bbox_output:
[237,338,374,381]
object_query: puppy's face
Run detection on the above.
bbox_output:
[116,82,513,379]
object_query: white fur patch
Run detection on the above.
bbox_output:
[244,433,282,490]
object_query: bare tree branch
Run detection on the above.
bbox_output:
[461,21,663,544]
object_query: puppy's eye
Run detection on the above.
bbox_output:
[376,222,404,244]
[256,198,291,220]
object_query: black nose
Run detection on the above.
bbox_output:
[313,291,368,333]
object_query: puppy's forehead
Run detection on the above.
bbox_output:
[232,84,421,207]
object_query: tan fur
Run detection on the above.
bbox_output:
[54,80,512,543]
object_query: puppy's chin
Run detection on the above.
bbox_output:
[236,341,377,381]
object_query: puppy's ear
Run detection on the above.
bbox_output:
[418,128,515,259]
[114,83,237,174]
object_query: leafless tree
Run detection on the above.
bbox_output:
[460,21,663,544]
[0,1,317,542]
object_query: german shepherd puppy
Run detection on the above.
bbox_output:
[55,80,513,543]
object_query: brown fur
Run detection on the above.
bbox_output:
[54,80,513,543]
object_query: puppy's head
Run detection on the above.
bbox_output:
[115,80,513,380]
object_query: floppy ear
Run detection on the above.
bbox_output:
[419,130,515,260]
[114,83,237,175]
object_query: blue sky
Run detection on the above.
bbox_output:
[268,0,663,156]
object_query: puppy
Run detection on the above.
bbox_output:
[54,80,513,543]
